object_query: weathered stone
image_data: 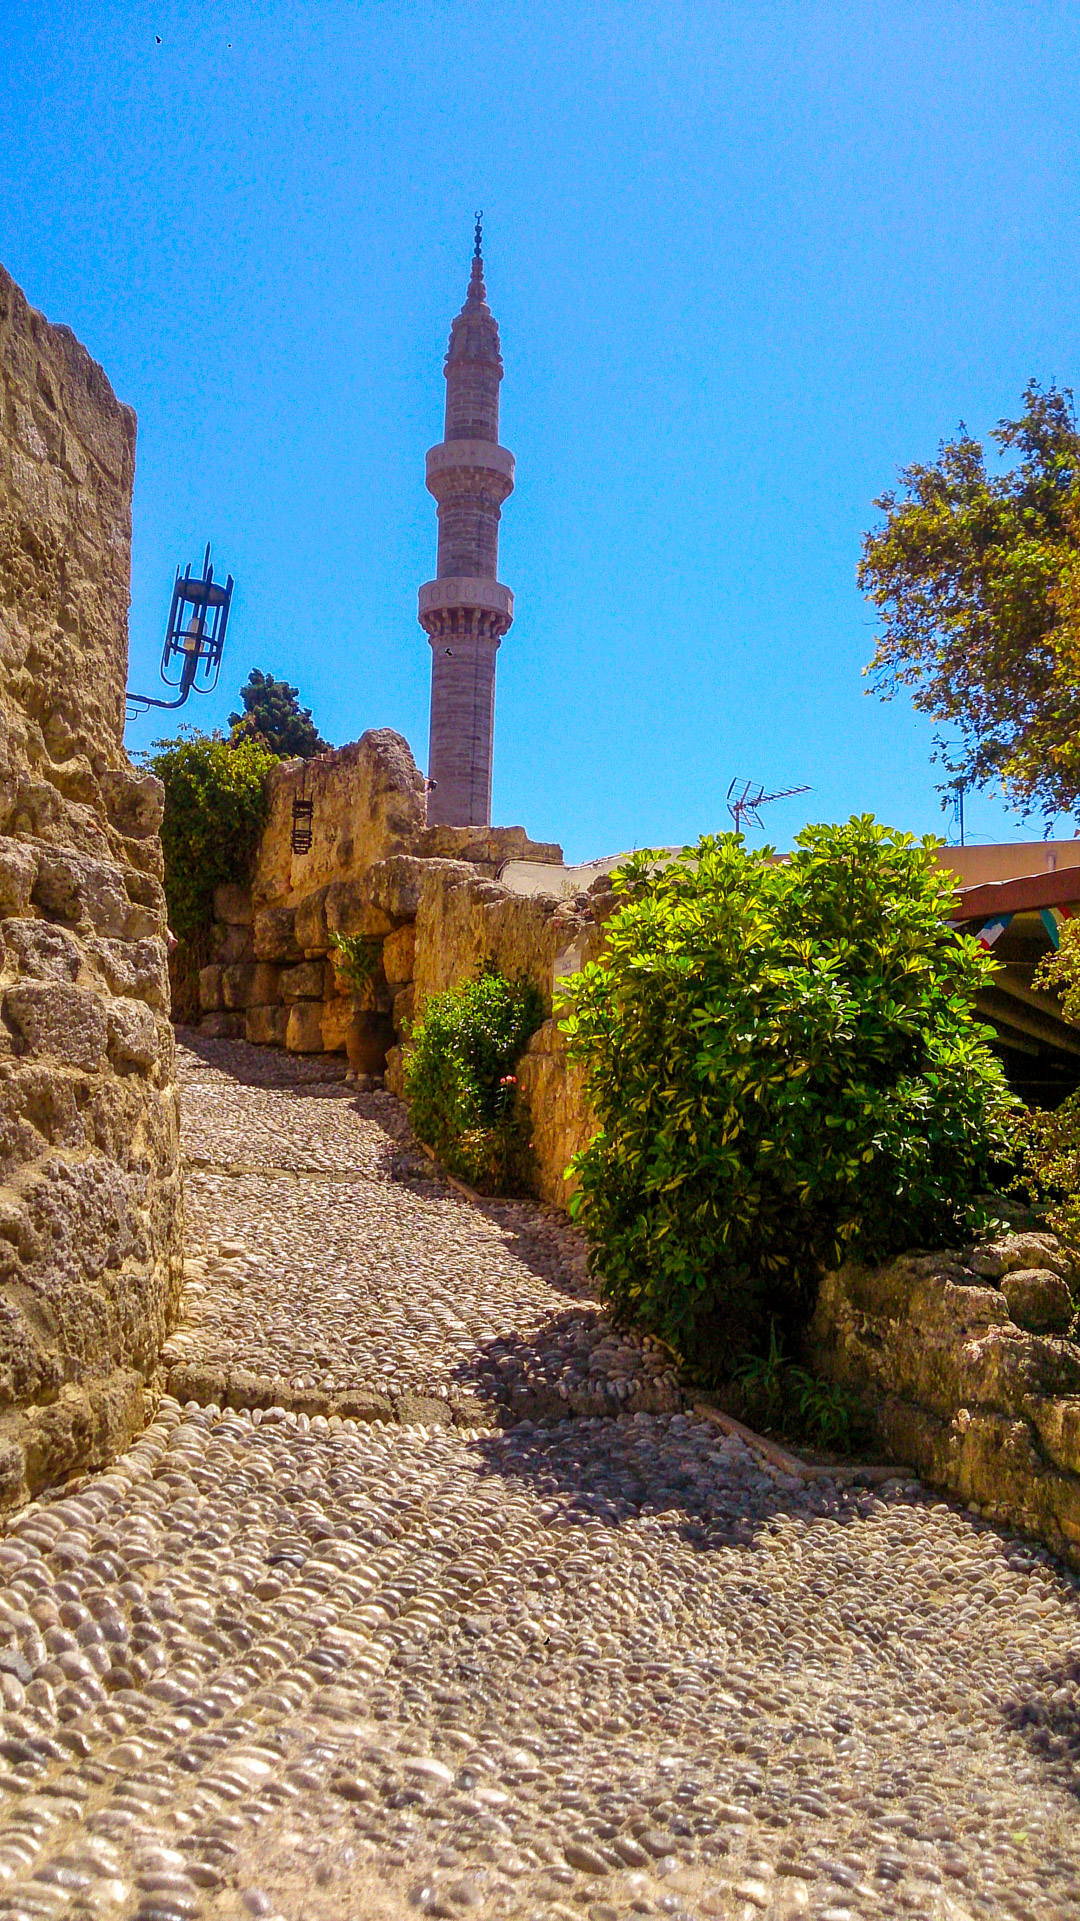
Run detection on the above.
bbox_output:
[384,1043,405,1099]
[366,854,475,922]
[213,882,253,924]
[210,920,254,965]
[392,982,415,1034]
[88,934,170,1010]
[324,879,395,940]
[199,963,225,1012]
[286,1000,325,1053]
[1001,1267,1074,1334]
[246,1004,289,1047]
[0,838,37,915]
[251,732,426,911]
[199,1011,245,1039]
[221,962,262,1010]
[969,1231,1076,1283]
[812,1237,1080,1568]
[105,998,158,1070]
[294,885,331,954]
[253,906,302,963]
[517,1018,594,1209]
[383,924,416,985]
[279,960,326,1003]
[321,996,353,1053]
[4,981,108,1071]
[3,916,81,981]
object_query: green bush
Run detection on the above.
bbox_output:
[329,932,383,999]
[559,817,1019,1377]
[143,728,279,1020]
[404,966,544,1194]
[733,1327,870,1454]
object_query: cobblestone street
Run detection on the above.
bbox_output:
[0,1038,1079,1920]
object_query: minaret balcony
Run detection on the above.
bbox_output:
[418,577,513,622]
[425,440,515,504]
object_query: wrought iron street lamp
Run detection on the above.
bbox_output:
[127,544,234,717]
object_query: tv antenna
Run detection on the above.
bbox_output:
[727,776,811,835]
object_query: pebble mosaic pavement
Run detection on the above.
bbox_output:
[0,1036,1077,1920]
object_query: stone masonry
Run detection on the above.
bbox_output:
[0,263,181,1510]
[812,1230,1080,1571]
[418,223,515,828]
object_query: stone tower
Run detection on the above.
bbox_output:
[418,221,515,826]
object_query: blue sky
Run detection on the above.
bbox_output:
[3,1,1078,861]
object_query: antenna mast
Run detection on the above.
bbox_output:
[726,777,811,835]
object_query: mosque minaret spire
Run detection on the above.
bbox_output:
[418,217,515,826]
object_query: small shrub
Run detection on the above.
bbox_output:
[559,817,1020,1378]
[330,933,383,1000]
[404,966,544,1194]
[733,1330,868,1453]
[143,728,279,1020]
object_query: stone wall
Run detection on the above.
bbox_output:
[811,1232,1080,1569]
[0,263,182,1508]
[193,737,597,1207]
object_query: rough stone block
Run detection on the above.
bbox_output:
[294,885,331,954]
[33,850,135,936]
[4,981,108,1072]
[98,768,164,840]
[253,906,301,963]
[4,918,81,981]
[198,963,225,1012]
[199,1012,245,1039]
[221,963,261,1011]
[210,921,254,965]
[279,960,327,1003]
[286,1000,326,1053]
[325,879,394,940]
[214,882,253,925]
[384,1044,405,1099]
[89,935,169,1010]
[106,999,158,1071]
[1001,1268,1074,1335]
[393,983,415,1034]
[0,840,38,917]
[383,924,416,985]
[321,996,353,1053]
[366,854,472,922]
[246,1004,289,1047]
[1026,1396,1080,1475]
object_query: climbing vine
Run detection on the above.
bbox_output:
[143,728,279,1020]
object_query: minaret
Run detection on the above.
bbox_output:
[418,218,515,826]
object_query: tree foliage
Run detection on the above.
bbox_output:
[229,668,330,759]
[1018,923,1080,1248]
[860,381,1080,819]
[144,728,279,1019]
[559,820,1019,1376]
[404,967,543,1194]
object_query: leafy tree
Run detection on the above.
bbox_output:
[559,820,1019,1377]
[229,668,329,759]
[144,728,279,1020]
[860,381,1080,819]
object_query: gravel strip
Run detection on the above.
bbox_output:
[0,1403,1077,1920]
[169,1037,682,1423]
